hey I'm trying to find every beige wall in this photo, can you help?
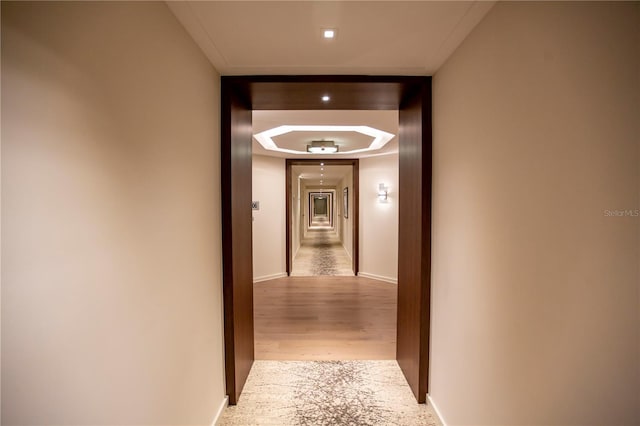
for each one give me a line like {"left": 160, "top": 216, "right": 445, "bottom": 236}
{"left": 338, "top": 169, "right": 354, "bottom": 262}
{"left": 1, "top": 2, "right": 226, "bottom": 425}
{"left": 302, "top": 181, "right": 310, "bottom": 239}
{"left": 359, "top": 154, "right": 399, "bottom": 283}
{"left": 431, "top": 2, "right": 639, "bottom": 425}
{"left": 252, "top": 155, "right": 286, "bottom": 282}
{"left": 291, "top": 172, "right": 302, "bottom": 265}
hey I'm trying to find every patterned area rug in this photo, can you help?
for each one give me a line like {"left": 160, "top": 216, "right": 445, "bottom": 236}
{"left": 291, "top": 230, "right": 353, "bottom": 276}
{"left": 219, "top": 361, "right": 442, "bottom": 426}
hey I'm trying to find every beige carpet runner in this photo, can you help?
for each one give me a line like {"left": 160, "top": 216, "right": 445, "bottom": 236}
{"left": 219, "top": 360, "right": 441, "bottom": 425}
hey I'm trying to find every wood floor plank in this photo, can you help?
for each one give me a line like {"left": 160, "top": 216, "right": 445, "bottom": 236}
{"left": 254, "top": 276, "right": 397, "bottom": 360}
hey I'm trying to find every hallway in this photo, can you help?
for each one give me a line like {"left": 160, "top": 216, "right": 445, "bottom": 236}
{"left": 5, "top": 2, "right": 639, "bottom": 425}
{"left": 290, "top": 227, "right": 354, "bottom": 276}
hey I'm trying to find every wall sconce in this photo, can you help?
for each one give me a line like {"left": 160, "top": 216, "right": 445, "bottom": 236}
{"left": 378, "top": 183, "right": 389, "bottom": 202}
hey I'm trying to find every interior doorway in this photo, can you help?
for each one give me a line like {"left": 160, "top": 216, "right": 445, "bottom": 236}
{"left": 286, "top": 159, "right": 359, "bottom": 276}
{"left": 310, "top": 193, "right": 331, "bottom": 228}
{"left": 311, "top": 194, "right": 328, "bottom": 220}
{"left": 222, "top": 76, "right": 432, "bottom": 405}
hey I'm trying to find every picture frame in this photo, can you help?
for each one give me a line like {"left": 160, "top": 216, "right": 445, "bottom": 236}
{"left": 343, "top": 187, "right": 349, "bottom": 219}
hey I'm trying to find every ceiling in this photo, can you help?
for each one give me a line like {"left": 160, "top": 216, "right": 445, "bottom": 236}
{"left": 167, "top": 1, "right": 495, "bottom": 160}
{"left": 167, "top": 1, "right": 495, "bottom": 76}
{"left": 253, "top": 110, "right": 398, "bottom": 159}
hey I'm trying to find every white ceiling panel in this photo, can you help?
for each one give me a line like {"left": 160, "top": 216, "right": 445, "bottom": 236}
{"left": 167, "top": 1, "right": 495, "bottom": 75}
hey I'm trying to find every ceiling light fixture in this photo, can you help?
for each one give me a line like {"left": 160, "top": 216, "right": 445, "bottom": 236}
{"left": 253, "top": 125, "right": 395, "bottom": 155}
{"left": 323, "top": 29, "right": 336, "bottom": 39}
{"left": 321, "top": 95, "right": 330, "bottom": 102}
{"left": 307, "top": 140, "right": 339, "bottom": 154}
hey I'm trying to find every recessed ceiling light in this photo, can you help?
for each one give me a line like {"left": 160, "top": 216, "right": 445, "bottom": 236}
{"left": 320, "top": 163, "right": 324, "bottom": 166}
{"left": 321, "top": 95, "right": 330, "bottom": 102}
{"left": 323, "top": 29, "right": 336, "bottom": 39}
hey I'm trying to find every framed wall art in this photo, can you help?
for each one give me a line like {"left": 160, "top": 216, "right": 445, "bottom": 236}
{"left": 343, "top": 187, "right": 349, "bottom": 219}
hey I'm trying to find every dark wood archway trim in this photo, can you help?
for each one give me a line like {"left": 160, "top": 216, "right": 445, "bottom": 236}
{"left": 285, "top": 159, "right": 359, "bottom": 276}
{"left": 221, "top": 80, "right": 254, "bottom": 405}
{"left": 222, "top": 75, "right": 425, "bottom": 111}
{"left": 397, "top": 82, "right": 432, "bottom": 402}
{"left": 222, "top": 76, "right": 431, "bottom": 404}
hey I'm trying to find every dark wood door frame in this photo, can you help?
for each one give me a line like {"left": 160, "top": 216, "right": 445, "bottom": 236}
{"left": 286, "top": 159, "right": 359, "bottom": 276}
{"left": 221, "top": 76, "right": 431, "bottom": 404}
{"left": 221, "top": 80, "right": 254, "bottom": 405}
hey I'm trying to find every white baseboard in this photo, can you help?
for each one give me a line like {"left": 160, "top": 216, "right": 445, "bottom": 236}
{"left": 427, "top": 394, "right": 447, "bottom": 426}
{"left": 253, "top": 272, "right": 287, "bottom": 283}
{"left": 357, "top": 272, "right": 397, "bottom": 284}
{"left": 211, "top": 395, "right": 229, "bottom": 426}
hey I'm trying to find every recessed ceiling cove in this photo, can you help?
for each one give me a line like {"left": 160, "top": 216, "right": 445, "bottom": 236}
{"left": 252, "top": 110, "right": 399, "bottom": 159}
{"left": 254, "top": 125, "right": 394, "bottom": 155}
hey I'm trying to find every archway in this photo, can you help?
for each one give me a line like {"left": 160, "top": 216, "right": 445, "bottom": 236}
{"left": 221, "top": 76, "right": 432, "bottom": 404}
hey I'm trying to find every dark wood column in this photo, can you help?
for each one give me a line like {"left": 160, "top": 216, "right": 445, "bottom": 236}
{"left": 221, "top": 78, "right": 254, "bottom": 405}
{"left": 397, "top": 77, "right": 432, "bottom": 403}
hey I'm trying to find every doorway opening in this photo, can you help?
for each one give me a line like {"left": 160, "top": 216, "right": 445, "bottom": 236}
{"left": 222, "top": 76, "right": 432, "bottom": 405}
{"left": 310, "top": 193, "right": 330, "bottom": 227}
{"left": 286, "top": 159, "right": 359, "bottom": 277}
{"left": 252, "top": 123, "right": 397, "bottom": 362}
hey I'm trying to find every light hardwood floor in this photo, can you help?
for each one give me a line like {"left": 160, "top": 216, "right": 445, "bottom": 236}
{"left": 254, "top": 276, "right": 397, "bottom": 360}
